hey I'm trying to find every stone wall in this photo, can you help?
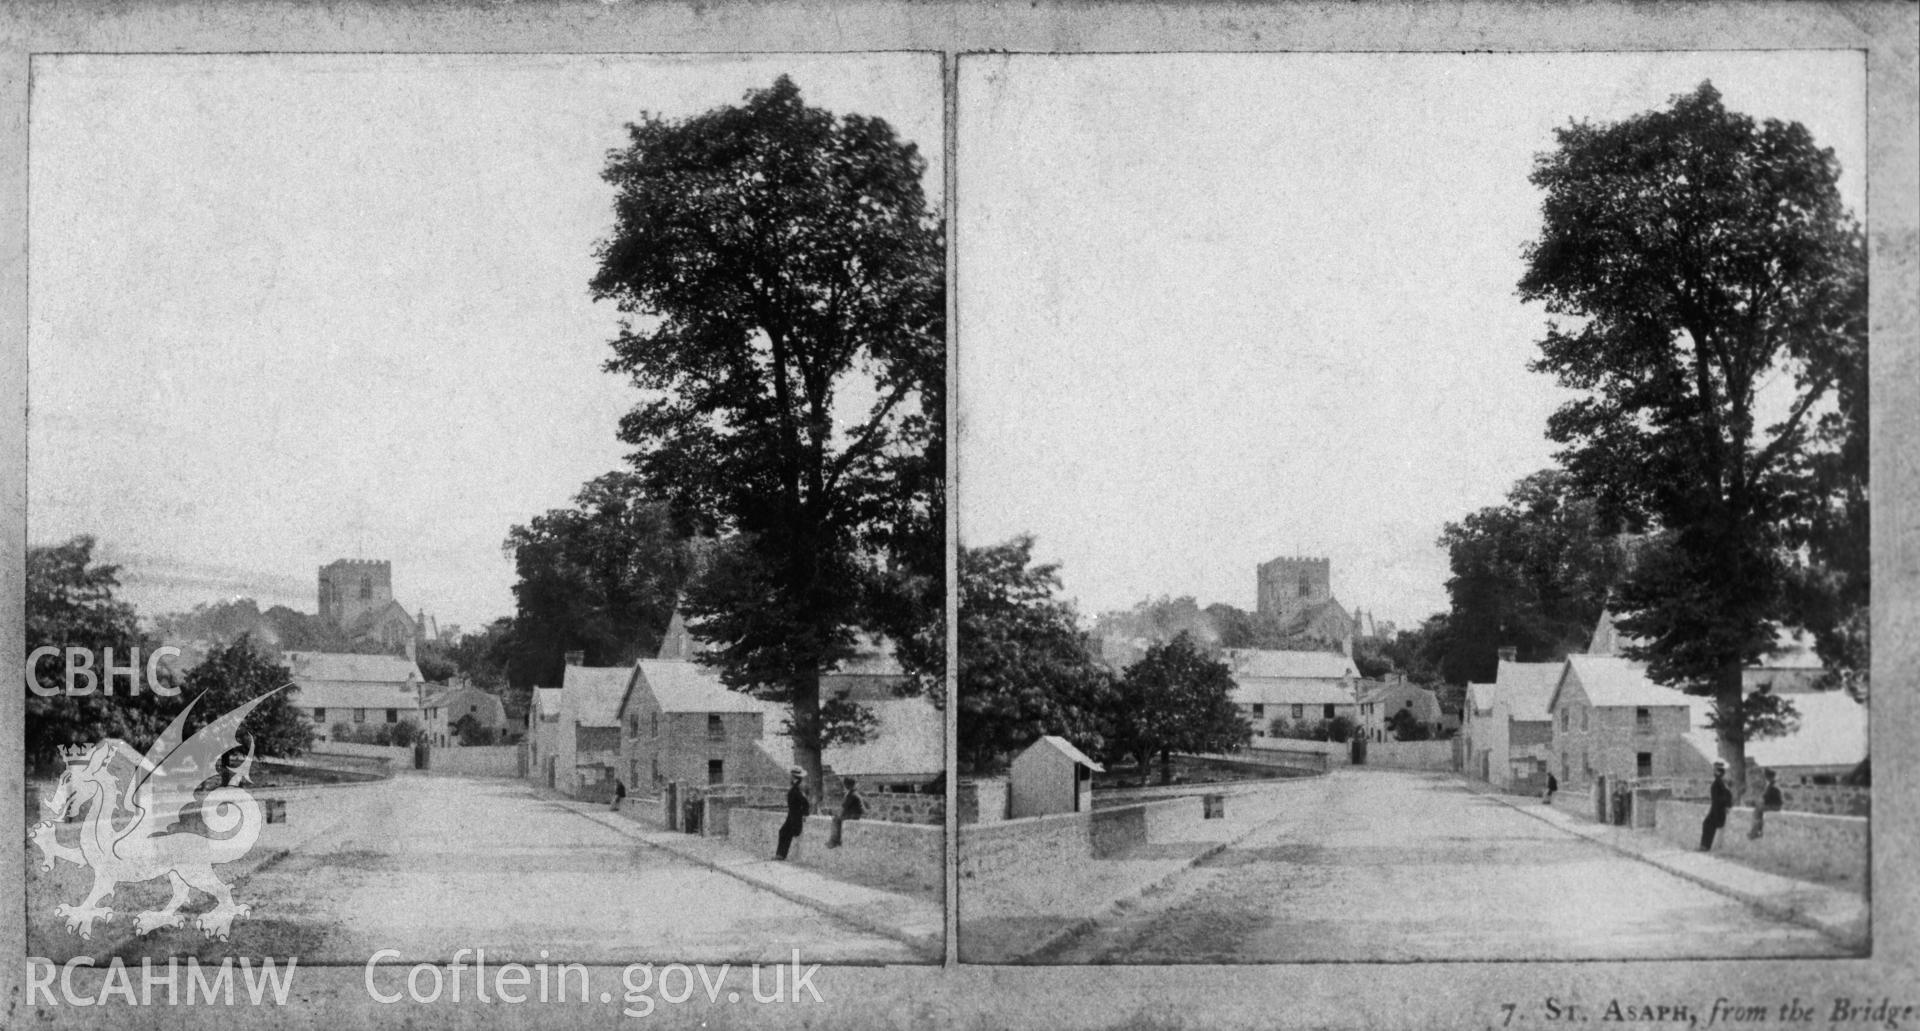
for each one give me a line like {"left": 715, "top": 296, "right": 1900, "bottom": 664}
{"left": 958, "top": 797, "right": 1203, "bottom": 882}
{"left": 429, "top": 745, "right": 521, "bottom": 777}
{"left": 958, "top": 778, "right": 1008, "bottom": 825}
{"left": 725, "top": 806, "right": 942, "bottom": 894}
{"left": 1243, "top": 741, "right": 1340, "bottom": 771}
{"left": 863, "top": 791, "right": 943, "bottom": 825}
{"left": 1653, "top": 798, "right": 1868, "bottom": 887}
{"left": 1361, "top": 740, "right": 1455, "bottom": 770}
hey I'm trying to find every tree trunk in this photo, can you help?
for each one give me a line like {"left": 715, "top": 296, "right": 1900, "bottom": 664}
{"left": 1715, "top": 657, "right": 1748, "bottom": 800}
{"left": 791, "top": 667, "right": 826, "bottom": 808}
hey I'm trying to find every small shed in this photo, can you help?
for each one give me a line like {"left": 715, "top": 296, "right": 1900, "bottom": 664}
{"left": 1009, "top": 735, "right": 1104, "bottom": 818}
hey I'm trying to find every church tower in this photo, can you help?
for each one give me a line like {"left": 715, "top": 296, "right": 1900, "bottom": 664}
{"left": 1255, "top": 555, "right": 1332, "bottom": 625}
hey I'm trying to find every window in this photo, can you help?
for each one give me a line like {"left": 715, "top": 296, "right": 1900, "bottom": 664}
{"left": 651, "top": 712, "right": 659, "bottom": 738}
{"left": 1403, "top": 699, "right": 1412, "bottom": 708}
{"left": 1298, "top": 573, "right": 1310, "bottom": 597}
{"left": 1637, "top": 752, "right": 1653, "bottom": 777}
{"left": 628, "top": 713, "right": 640, "bottom": 738}
{"left": 312, "top": 707, "right": 326, "bottom": 722}
{"left": 386, "top": 709, "right": 398, "bottom": 723}
{"left": 354, "top": 708, "right": 367, "bottom": 723}
{"left": 707, "top": 759, "right": 724, "bottom": 786}
{"left": 651, "top": 758, "right": 661, "bottom": 785}
{"left": 707, "top": 714, "right": 725, "bottom": 741}
{"left": 1580, "top": 708, "right": 1589, "bottom": 732}
{"left": 1560, "top": 709, "right": 1568, "bottom": 731}
{"left": 1324, "top": 704, "right": 1336, "bottom": 719}
{"left": 1635, "top": 707, "right": 1652, "bottom": 732}
{"left": 359, "top": 576, "right": 372, "bottom": 600}
{"left": 1291, "top": 705, "right": 1304, "bottom": 720}
{"left": 1251, "top": 704, "right": 1265, "bottom": 717}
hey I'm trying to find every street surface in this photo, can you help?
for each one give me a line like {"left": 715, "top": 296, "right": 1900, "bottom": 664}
{"left": 1020, "top": 771, "right": 1849, "bottom": 963}
{"left": 30, "top": 775, "right": 919, "bottom": 965}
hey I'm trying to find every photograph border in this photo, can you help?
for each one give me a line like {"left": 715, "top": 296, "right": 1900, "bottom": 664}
{"left": 3, "top": 2, "right": 1914, "bottom": 1028}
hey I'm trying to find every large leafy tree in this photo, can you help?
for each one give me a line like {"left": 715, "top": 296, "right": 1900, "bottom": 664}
{"left": 25, "top": 536, "right": 172, "bottom": 770}
{"left": 957, "top": 536, "right": 1113, "bottom": 772}
{"left": 593, "top": 77, "right": 943, "bottom": 799}
{"left": 1435, "top": 470, "right": 1625, "bottom": 684}
{"left": 172, "top": 636, "right": 314, "bottom": 761}
{"left": 1108, "top": 632, "right": 1250, "bottom": 784}
{"left": 503, "top": 471, "right": 695, "bottom": 688}
{"left": 1519, "top": 82, "right": 1866, "bottom": 792}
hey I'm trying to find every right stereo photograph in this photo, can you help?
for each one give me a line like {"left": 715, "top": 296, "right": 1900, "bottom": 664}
{"left": 954, "top": 51, "right": 1870, "bottom": 965}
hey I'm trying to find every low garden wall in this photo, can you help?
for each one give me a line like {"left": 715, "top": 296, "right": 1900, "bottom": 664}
{"left": 959, "top": 796, "right": 1205, "bottom": 882}
{"left": 1243, "top": 741, "right": 1340, "bottom": 771}
{"left": 1360, "top": 740, "right": 1455, "bottom": 771}
{"left": 725, "top": 807, "right": 942, "bottom": 894}
{"left": 1653, "top": 798, "right": 1868, "bottom": 887}
{"left": 428, "top": 745, "right": 521, "bottom": 778}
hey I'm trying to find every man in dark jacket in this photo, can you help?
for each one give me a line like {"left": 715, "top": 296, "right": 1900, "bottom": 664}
{"left": 1749, "top": 768, "right": 1784, "bottom": 839}
{"left": 829, "top": 776, "right": 865, "bottom": 848}
{"left": 1700, "top": 760, "right": 1733, "bottom": 851}
{"left": 775, "top": 768, "right": 811, "bottom": 860}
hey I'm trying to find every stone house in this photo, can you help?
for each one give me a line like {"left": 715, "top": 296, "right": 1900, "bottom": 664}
{"left": 285, "top": 651, "right": 449, "bottom": 746}
{"left": 441, "top": 680, "right": 509, "bottom": 742}
{"left": 1546, "top": 654, "right": 1708, "bottom": 791}
{"left": 1009, "top": 735, "right": 1103, "bottom": 817}
{"left": 554, "top": 661, "right": 633, "bottom": 801}
{"left": 1226, "top": 648, "right": 1359, "bottom": 740}
{"left": 1463, "top": 658, "right": 1559, "bottom": 790}
{"left": 1356, "top": 675, "right": 1446, "bottom": 742}
{"left": 617, "top": 659, "right": 790, "bottom": 796}
{"left": 526, "top": 687, "right": 564, "bottom": 789}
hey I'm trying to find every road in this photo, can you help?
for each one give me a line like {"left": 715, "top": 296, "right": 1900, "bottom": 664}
{"left": 1040, "top": 770, "right": 1848, "bottom": 963}
{"left": 33, "top": 775, "right": 918, "bottom": 965}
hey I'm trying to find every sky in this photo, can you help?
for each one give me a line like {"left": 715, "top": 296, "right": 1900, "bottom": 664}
{"left": 956, "top": 51, "right": 1867, "bottom": 627}
{"left": 28, "top": 52, "right": 943, "bottom": 631}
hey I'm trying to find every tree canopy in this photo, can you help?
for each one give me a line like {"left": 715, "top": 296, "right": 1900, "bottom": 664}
{"left": 957, "top": 536, "right": 1113, "bottom": 772}
{"left": 1108, "top": 632, "right": 1249, "bottom": 784}
{"left": 1520, "top": 82, "right": 1866, "bottom": 789}
{"left": 1434, "top": 469, "right": 1624, "bottom": 684}
{"left": 502, "top": 470, "right": 695, "bottom": 687}
{"left": 592, "top": 77, "right": 943, "bottom": 797}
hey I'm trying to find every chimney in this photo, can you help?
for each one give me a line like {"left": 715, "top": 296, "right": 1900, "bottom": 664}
{"left": 1498, "top": 646, "right": 1518, "bottom": 664}
{"left": 564, "top": 650, "right": 585, "bottom": 668}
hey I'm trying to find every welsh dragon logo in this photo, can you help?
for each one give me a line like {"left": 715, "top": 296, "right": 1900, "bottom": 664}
{"left": 29, "top": 687, "right": 288, "bottom": 941}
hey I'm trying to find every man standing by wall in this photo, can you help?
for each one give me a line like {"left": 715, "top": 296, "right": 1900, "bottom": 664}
{"left": 776, "top": 768, "right": 811, "bottom": 860}
{"left": 1701, "top": 760, "right": 1733, "bottom": 851}
{"left": 830, "top": 776, "right": 865, "bottom": 848}
{"left": 1749, "top": 768, "right": 1783, "bottom": 839}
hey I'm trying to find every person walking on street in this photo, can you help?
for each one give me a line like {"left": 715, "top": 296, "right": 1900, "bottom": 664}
{"left": 1700, "top": 760, "right": 1733, "bottom": 851}
{"left": 1543, "top": 772, "right": 1558, "bottom": 805}
{"left": 775, "top": 768, "right": 811, "bottom": 860}
{"left": 829, "top": 776, "right": 865, "bottom": 848}
{"left": 611, "top": 777, "right": 627, "bottom": 812}
{"left": 1749, "top": 768, "right": 1783, "bottom": 839}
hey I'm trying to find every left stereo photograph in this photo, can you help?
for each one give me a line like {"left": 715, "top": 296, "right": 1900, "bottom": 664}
{"left": 24, "top": 52, "right": 948, "bottom": 970}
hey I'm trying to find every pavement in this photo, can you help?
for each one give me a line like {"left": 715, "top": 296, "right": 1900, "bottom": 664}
{"left": 961, "top": 768, "right": 1863, "bottom": 964}
{"left": 1476, "top": 785, "right": 1868, "bottom": 950}
{"left": 28, "top": 773, "right": 927, "bottom": 965}
{"left": 554, "top": 796, "right": 944, "bottom": 961}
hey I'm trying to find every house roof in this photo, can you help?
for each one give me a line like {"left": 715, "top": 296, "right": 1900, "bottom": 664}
{"left": 1490, "top": 660, "right": 1563, "bottom": 721}
{"left": 286, "top": 651, "right": 423, "bottom": 685}
{"left": 1685, "top": 691, "right": 1867, "bottom": 771}
{"left": 1554, "top": 655, "right": 1693, "bottom": 711}
{"left": 562, "top": 664, "right": 638, "bottom": 727}
{"left": 1233, "top": 677, "right": 1356, "bottom": 707}
{"left": 300, "top": 685, "right": 430, "bottom": 711}
{"left": 818, "top": 699, "right": 942, "bottom": 779}
{"left": 1027, "top": 734, "right": 1104, "bottom": 772}
{"left": 1223, "top": 648, "right": 1356, "bottom": 680}
{"left": 629, "top": 659, "right": 772, "bottom": 715}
